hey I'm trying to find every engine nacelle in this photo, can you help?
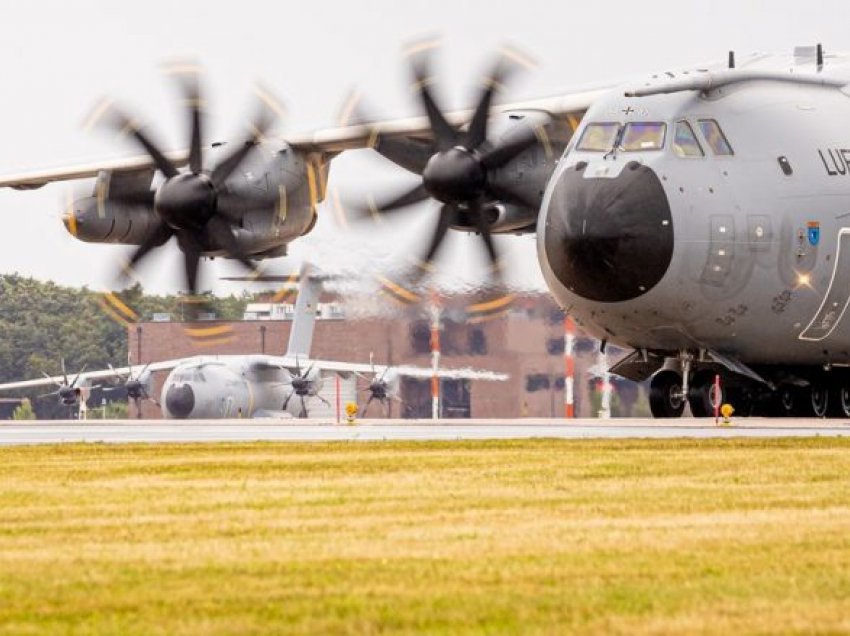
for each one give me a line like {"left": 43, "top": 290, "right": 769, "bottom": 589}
{"left": 63, "top": 196, "right": 160, "bottom": 245}
{"left": 488, "top": 203, "right": 539, "bottom": 234}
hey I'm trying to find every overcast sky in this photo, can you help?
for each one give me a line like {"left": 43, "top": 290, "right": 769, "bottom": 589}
{"left": 1, "top": 0, "right": 849, "bottom": 295}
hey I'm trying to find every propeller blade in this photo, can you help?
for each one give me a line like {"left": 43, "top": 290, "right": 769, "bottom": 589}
{"left": 168, "top": 64, "right": 205, "bottom": 175}
{"left": 421, "top": 205, "right": 455, "bottom": 266}
{"left": 100, "top": 106, "right": 179, "bottom": 179}
{"left": 480, "top": 124, "right": 540, "bottom": 170}
{"left": 366, "top": 183, "right": 430, "bottom": 217}
{"left": 41, "top": 371, "right": 61, "bottom": 388}
{"left": 175, "top": 233, "right": 202, "bottom": 296}
{"left": 317, "top": 395, "right": 331, "bottom": 408}
{"left": 409, "top": 50, "right": 458, "bottom": 151}
{"left": 36, "top": 390, "right": 59, "bottom": 399}
{"left": 467, "top": 66, "right": 506, "bottom": 150}
{"left": 471, "top": 202, "right": 501, "bottom": 272}
{"left": 71, "top": 364, "right": 87, "bottom": 389}
{"left": 282, "top": 389, "right": 294, "bottom": 411}
{"left": 299, "top": 395, "right": 308, "bottom": 418}
{"left": 125, "top": 222, "right": 173, "bottom": 273}
{"left": 209, "top": 101, "right": 277, "bottom": 188}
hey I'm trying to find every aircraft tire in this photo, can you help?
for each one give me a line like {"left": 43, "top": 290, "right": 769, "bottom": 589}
{"left": 687, "top": 370, "right": 720, "bottom": 418}
{"left": 779, "top": 380, "right": 829, "bottom": 417}
{"left": 828, "top": 380, "right": 850, "bottom": 418}
{"left": 649, "top": 370, "right": 685, "bottom": 418}
{"left": 799, "top": 382, "right": 829, "bottom": 418}
{"left": 771, "top": 384, "right": 798, "bottom": 417}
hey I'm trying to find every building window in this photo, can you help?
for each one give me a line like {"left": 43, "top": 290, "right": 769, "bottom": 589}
{"left": 468, "top": 328, "right": 488, "bottom": 355}
{"left": 409, "top": 321, "right": 431, "bottom": 354}
{"left": 525, "top": 374, "right": 551, "bottom": 392}
{"left": 548, "top": 309, "right": 565, "bottom": 325}
{"left": 546, "top": 338, "right": 565, "bottom": 355}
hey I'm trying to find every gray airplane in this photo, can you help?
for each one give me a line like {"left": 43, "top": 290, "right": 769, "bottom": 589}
{"left": 0, "top": 266, "right": 507, "bottom": 419}
{"left": 4, "top": 44, "right": 850, "bottom": 418}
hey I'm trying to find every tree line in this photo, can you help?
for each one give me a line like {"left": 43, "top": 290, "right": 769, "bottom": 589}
{"left": 0, "top": 274, "right": 256, "bottom": 418}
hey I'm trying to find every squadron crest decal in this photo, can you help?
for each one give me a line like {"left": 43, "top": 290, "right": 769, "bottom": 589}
{"left": 807, "top": 221, "right": 820, "bottom": 246}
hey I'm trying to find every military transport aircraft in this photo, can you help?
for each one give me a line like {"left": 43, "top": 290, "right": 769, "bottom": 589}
{"left": 3, "top": 43, "right": 850, "bottom": 418}
{"left": 0, "top": 265, "right": 507, "bottom": 419}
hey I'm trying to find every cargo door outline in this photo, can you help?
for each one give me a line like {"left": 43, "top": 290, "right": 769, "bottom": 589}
{"left": 799, "top": 227, "right": 850, "bottom": 341}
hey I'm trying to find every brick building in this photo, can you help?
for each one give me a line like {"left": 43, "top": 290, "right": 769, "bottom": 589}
{"left": 128, "top": 292, "right": 645, "bottom": 418}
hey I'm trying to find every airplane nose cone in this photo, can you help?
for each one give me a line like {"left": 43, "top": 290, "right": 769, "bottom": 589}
{"left": 165, "top": 383, "right": 195, "bottom": 419}
{"left": 543, "top": 161, "right": 674, "bottom": 302}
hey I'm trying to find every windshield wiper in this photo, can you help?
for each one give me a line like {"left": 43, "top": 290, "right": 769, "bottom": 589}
{"left": 603, "top": 126, "right": 625, "bottom": 160}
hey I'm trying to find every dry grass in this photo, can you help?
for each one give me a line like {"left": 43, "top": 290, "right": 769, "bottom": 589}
{"left": 0, "top": 438, "right": 849, "bottom": 635}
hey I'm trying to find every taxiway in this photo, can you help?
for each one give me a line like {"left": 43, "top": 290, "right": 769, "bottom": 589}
{"left": 0, "top": 418, "right": 847, "bottom": 445}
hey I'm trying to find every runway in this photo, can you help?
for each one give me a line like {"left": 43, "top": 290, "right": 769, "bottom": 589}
{"left": 0, "top": 417, "right": 848, "bottom": 445}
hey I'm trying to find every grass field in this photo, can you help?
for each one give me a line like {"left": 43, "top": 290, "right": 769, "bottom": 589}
{"left": 0, "top": 439, "right": 849, "bottom": 635}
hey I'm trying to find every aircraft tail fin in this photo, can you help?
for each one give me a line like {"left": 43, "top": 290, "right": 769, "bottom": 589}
{"left": 285, "top": 263, "right": 321, "bottom": 358}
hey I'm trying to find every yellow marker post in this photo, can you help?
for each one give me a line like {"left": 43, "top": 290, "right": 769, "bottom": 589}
{"left": 345, "top": 402, "right": 358, "bottom": 425}
{"left": 720, "top": 403, "right": 735, "bottom": 426}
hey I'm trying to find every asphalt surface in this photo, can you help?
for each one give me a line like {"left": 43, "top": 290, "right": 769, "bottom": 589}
{"left": 0, "top": 418, "right": 848, "bottom": 445}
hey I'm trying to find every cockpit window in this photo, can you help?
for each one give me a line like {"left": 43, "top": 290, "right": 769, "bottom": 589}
{"left": 621, "top": 122, "right": 666, "bottom": 151}
{"left": 697, "top": 119, "right": 734, "bottom": 155}
{"left": 576, "top": 122, "right": 620, "bottom": 151}
{"left": 673, "top": 121, "right": 704, "bottom": 157}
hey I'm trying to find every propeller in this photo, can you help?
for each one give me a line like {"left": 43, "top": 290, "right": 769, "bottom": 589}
{"left": 355, "top": 355, "right": 401, "bottom": 417}
{"left": 88, "top": 64, "right": 282, "bottom": 305}
{"left": 279, "top": 358, "right": 329, "bottom": 418}
{"left": 352, "top": 43, "right": 541, "bottom": 297}
{"left": 106, "top": 358, "right": 159, "bottom": 418}
{"left": 37, "top": 358, "right": 88, "bottom": 416}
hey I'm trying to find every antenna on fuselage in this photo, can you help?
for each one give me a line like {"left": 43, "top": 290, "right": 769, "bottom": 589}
{"left": 817, "top": 43, "right": 824, "bottom": 71}
{"left": 728, "top": 50, "right": 735, "bottom": 69}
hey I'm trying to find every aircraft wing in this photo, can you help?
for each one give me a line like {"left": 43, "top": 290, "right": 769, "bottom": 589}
{"left": 0, "top": 86, "right": 609, "bottom": 190}
{"left": 284, "top": 87, "right": 611, "bottom": 153}
{"left": 0, "top": 359, "right": 187, "bottom": 392}
{"left": 0, "top": 149, "right": 189, "bottom": 190}
{"left": 263, "top": 357, "right": 508, "bottom": 381}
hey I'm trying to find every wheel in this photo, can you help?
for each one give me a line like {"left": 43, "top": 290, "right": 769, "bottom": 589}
{"left": 687, "top": 370, "right": 722, "bottom": 417}
{"left": 828, "top": 380, "right": 850, "bottom": 418}
{"left": 782, "top": 381, "right": 828, "bottom": 418}
{"left": 772, "top": 384, "right": 797, "bottom": 417}
{"left": 798, "top": 382, "right": 829, "bottom": 418}
{"left": 650, "top": 370, "right": 685, "bottom": 418}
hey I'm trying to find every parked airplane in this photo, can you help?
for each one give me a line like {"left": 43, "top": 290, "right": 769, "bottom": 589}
{"left": 0, "top": 265, "right": 507, "bottom": 419}
{"left": 4, "top": 44, "right": 850, "bottom": 417}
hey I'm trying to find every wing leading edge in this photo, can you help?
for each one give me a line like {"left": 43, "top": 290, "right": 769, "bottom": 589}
{"left": 0, "top": 359, "right": 188, "bottom": 392}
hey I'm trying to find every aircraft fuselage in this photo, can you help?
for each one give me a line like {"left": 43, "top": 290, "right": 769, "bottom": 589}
{"left": 540, "top": 58, "right": 850, "bottom": 369}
